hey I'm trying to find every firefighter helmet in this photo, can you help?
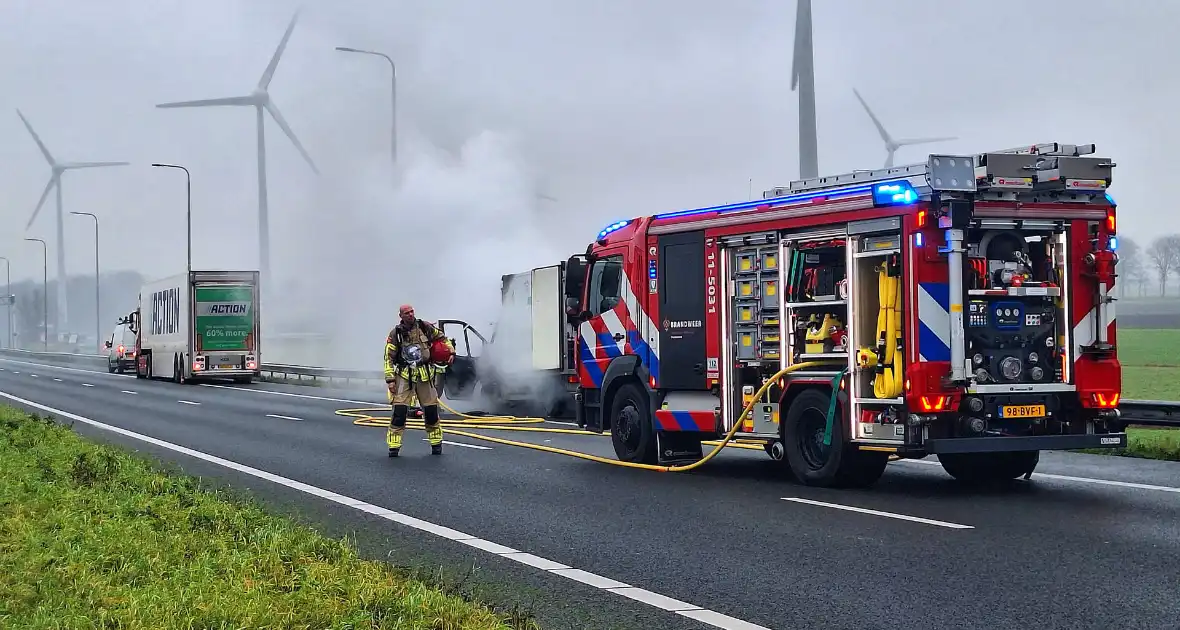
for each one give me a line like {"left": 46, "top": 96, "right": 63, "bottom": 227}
{"left": 430, "top": 338, "right": 454, "bottom": 365}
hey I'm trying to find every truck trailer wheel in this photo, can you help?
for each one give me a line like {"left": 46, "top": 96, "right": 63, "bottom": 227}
{"left": 782, "top": 388, "right": 888, "bottom": 488}
{"left": 937, "top": 451, "right": 1039, "bottom": 484}
{"left": 609, "top": 382, "right": 657, "bottom": 465}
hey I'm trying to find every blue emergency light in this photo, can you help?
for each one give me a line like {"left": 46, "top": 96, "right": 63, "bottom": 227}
{"left": 597, "top": 220, "right": 632, "bottom": 240}
{"left": 872, "top": 181, "right": 918, "bottom": 206}
{"left": 1108, "top": 235, "right": 1118, "bottom": 251}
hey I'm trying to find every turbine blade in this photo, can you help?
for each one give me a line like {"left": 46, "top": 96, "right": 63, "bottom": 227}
{"left": 16, "top": 109, "right": 55, "bottom": 165}
{"left": 853, "top": 89, "right": 892, "bottom": 145}
{"left": 61, "top": 161, "right": 131, "bottom": 169}
{"left": 893, "top": 136, "right": 957, "bottom": 146}
{"left": 26, "top": 176, "right": 57, "bottom": 230}
{"left": 258, "top": 10, "right": 301, "bottom": 90}
{"left": 264, "top": 100, "right": 318, "bottom": 174}
{"left": 156, "top": 95, "right": 257, "bottom": 109}
{"left": 790, "top": 0, "right": 812, "bottom": 92}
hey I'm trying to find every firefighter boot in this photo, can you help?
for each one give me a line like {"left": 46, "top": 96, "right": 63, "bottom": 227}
{"left": 388, "top": 405, "right": 408, "bottom": 457}
{"left": 425, "top": 405, "right": 443, "bottom": 455}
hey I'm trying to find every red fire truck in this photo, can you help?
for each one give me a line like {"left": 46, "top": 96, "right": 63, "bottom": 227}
{"left": 562, "top": 142, "right": 1124, "bottom": 487}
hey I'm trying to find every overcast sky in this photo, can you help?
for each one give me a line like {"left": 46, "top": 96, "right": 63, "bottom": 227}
{"left": 1, "top": 0, "right": 1172, "bottom": 359}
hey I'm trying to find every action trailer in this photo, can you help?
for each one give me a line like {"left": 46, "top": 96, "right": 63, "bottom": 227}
{"left": 563, "top": 142, "right": 1124, "bottom": 486}
{"left": 132, "top": 270, "right": 261, "bottom": 384}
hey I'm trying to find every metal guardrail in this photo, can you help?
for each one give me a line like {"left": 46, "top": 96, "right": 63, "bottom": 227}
{"left": 1, "top": 348, "right": 1178, "bottom": 427}
{"left": 0, "top": 348, "right": 383, "bottom": 384}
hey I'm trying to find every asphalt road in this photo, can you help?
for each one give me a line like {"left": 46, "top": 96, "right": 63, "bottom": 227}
{"left": 2, "top": 356, "right": 1179, "bottom": 630}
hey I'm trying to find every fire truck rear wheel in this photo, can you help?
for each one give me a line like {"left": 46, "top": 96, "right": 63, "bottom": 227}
{"left": 609, "top": 382, "right": 657, "bottom": 465}
{"left": 782, "top": 388, "right": 888, "bottom": 488}
{"left": 936, "top": 451, "right": 1040, "bottom": 484}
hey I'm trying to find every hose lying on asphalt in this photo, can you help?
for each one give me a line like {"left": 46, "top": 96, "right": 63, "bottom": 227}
{"left": 338, "top": 361, "right": 850, "bottom": 471}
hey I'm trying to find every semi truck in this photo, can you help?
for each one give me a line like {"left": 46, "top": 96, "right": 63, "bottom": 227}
{"left": 130, "top": 270, "right": 261, "bottom": 384}
{"left": 560, "top": 142, "right": 1125, "bottom": 487}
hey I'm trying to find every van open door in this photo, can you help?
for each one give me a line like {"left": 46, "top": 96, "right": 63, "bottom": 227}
{"left": 437, "top": 319, "right": 486, "bottom": 400}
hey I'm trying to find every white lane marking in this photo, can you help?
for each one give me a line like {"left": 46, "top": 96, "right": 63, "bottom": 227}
{"left": 897, "top": 459, "right": 1180, "bottom": 494}
{"left": 54, "top": 378, "right": 63, "bottom": 382}
{"left": 200, "top": 382, "right": 381, "bottom": 406}
{"left": 178, "top": 400, "right": 200, "bottom": 406}
{"left": 0, "top": 357, "right": 134, "bottom": 378}
{"left": 0, "top": 390, "right": 768, "bottom": 630}
{"left": 30, "top": 374, "right": 37, "bottom": 378}
{"left": 782, "top": 497, "right": 974, "bottom": 530}
{"left": 266, "top": 413, "right": 303, "bottom": 421}
{"left": 121, "top": 390, "right": 138, "bottom": 395}
{"left": 423, "top": 439, "right": 492, "bottom": 450}
{"left": 82, "top": 383, "right": 94, "bottom": 388}
{"left": 11, "top": 371, "right": 18, "bottom": 374}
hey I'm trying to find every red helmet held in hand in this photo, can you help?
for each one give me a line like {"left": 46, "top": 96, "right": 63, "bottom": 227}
{"left": 430, "top": 337, "right": 455, "bottom": 365}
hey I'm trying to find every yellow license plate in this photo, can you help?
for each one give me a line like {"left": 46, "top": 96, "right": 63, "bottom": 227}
{"left": 1001, "top": 404, "right": 1045, "bottom": 418}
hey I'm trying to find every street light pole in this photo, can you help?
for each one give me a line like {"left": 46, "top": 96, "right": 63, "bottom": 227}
{"left": 25, "top": 238, "right": 47, "bottom": 351}
{"left": 71, "top": 212, "right": 101, "bottom": 353}
{"left": 151, "top": 164, "right": 192, "bottom": 275}
{"left": 334, "top": 46, "right": 397, "bottom": 166}
{"left": 0, "top": 256, "right": 10, "bottom": 350}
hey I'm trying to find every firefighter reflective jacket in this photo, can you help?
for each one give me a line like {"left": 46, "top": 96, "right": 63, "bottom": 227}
{"left": 384, "top": 319, "right": 451, "bottom": 383}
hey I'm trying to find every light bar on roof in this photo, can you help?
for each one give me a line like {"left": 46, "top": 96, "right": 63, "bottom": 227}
{"left": 872, "top": 181, "right": 918, "bottom": 206}
{"left": 593, "top": 178, "right": 922, "bottom": 238}
{"left": 597, "top": 219, "right": 631, "bottom": 240}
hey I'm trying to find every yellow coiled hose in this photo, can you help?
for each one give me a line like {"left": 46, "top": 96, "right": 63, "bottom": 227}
{"left": 857, "top": 263, "right": 904, "bottom": 399}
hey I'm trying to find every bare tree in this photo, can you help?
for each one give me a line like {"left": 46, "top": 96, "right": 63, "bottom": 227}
{"left": 1147, "top": 235, "right": 1180, "bottom": 296}
{"left": 1117, "top": 235, "right": 1149, "bottom": 297}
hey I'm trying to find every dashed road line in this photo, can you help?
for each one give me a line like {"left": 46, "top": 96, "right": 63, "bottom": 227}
{"left": 121, "top": 390, "right": 138, "bottom": 395}
{"left": 425, "top": 439, "right": 492, "bottom": 450}
{"left": 0, "top": 390, "right": 769, "bottom": 630}
{"left": 266, "top": 413, "right": 303, "bottom": 421}
{"left": 82, "top": 383, "right": 94, "bottom": 388}
{"left": 178, "top": 400, "right": 200, "bottom": 406}
{"left": 29, "top": 374, "right": 37, "bottom": 378}
{"left": 53, "top": 378, "right": 63, "bottom": 382}
{"left": 782, "top": 497, "right": 975, "bottom": 529}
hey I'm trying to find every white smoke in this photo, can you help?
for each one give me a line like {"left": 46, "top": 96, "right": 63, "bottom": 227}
{"left": 273, "top": 127, "right": 570, "bottom": 373}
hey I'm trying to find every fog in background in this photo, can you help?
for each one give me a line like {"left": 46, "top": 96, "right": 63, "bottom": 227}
{"left": 1, "top": 0, "right": 1175, "bottom": 367}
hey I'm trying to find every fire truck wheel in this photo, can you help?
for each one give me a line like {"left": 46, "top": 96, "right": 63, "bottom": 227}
{"left": 936, "top": 451, "right": 1040, "bottom": 484}
{"left": 782, "top": 388, "right": 888, "bottom": 488}
{"left": 609, "top": 382, "right": 657, "bottom": 465}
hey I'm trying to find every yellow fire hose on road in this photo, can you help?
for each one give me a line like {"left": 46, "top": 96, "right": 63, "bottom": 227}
{"left": 339, "top": 361, "right": 860, "bottom": 471}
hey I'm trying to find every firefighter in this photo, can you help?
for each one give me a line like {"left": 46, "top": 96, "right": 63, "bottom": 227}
{"left": 384, "top": 305, "right": 454, "bottom": 457}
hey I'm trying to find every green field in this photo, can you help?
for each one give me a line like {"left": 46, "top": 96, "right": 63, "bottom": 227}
{"left": 0, "top": 406, "right": 536, "bottom": 630}
{"left": 1119, "top": 328, "right": 1180, "bottom": 400}
{"left": 1091, "top": 329, "right": 1180, "bottom": 461}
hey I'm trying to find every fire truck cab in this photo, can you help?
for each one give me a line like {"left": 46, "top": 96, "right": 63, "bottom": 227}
{"left": 564, "top": 143, "right": 1125, "bottom": 487}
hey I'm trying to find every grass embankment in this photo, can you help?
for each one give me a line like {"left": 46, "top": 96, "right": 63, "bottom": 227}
{"left": 1085, "top": 328, "right": 1180, "bottom": 461}
{"left": 0, "top": 405, "right": 536, "bottom": 630}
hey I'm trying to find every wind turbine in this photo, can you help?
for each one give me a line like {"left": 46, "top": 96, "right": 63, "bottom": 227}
{"left": 791, "top": 0, "right": 818, "bottom": 180}
{"left": 853, "top": 88, "right": 957, "bottom": 169}
{"left": 17, "top": 109, "right": 129, "bottom": 336}
{"left": 155, "top": 10, "right": 318, "bottom": 289}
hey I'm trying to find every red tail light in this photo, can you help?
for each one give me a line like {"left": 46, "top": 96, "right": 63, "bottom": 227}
{"left": 919, "top": 395, "right": 950, "bottom": 412}
{"left": 1106, "top": 208, "right": 1116, "bottom": 233}
{"left": 116, "top": 344, "right": 125, "bottom": 354}
{"left": 1092, "top": 392, "right": 1120, "bottom": 408}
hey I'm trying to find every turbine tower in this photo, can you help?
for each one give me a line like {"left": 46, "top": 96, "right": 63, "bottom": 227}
{"left": 791, "top": 0, "right": 818, "bottom": 180}
{"left": 853, "top": 88, "right": 957, "bottom": 168}
{"left": 155, "top": 10, "right": 318, "bottom": 290}
{"left": 17, "top": 109, "right": 129, "bottom": 336}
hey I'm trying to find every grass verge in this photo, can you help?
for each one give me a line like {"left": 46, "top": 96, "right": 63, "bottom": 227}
{"left": 0, "top": 404, "right": 538, "bottom": 630}
{"left": 1076, "top": 427, "right": 1180, "bottom": 462}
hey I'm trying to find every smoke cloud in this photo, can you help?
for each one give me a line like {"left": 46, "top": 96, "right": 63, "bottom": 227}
{"left": 274, "top": 127, "right": 572, "bottom": 370}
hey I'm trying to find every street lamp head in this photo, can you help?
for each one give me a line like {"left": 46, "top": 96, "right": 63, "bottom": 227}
{"left": 335, "top": 46, "right": 360, "bottom": 53}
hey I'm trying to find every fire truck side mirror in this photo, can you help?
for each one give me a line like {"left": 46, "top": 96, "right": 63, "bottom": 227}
{"left": 565, "top": 256, "right": 586, "bottom": 299}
